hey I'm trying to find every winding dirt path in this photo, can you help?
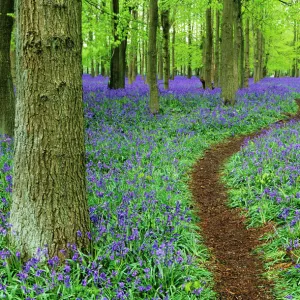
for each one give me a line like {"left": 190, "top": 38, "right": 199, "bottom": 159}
{"left": 190, "top": 100, "right": 300, "bottom": 299}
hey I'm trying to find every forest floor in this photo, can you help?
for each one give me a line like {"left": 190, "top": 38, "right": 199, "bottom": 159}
{"left": 190, "top": 99, "right": 300, "bottom": 299}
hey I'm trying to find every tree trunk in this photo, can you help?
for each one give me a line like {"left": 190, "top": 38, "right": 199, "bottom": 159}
{"left": 128, "top": 8, "right": 138, "bottom": 84}
{"left": 109, "top": 0, "right": 121, "bottom": 89}
{"left": 221, "top": 0, "right": 236, "bottom": 105}
{"left": 11, "top": 0, "right": 90, "bottom": 261}
{"left": 205, "top": 6, "right": 213, "bottom": 88}
{"left": 148, "top": 0, "right": 159, "bottom": 114}
{"left": 244, "top": 17, "right": 250, "bottom": 87}
{"left": 161, "top": 9, "right": 170, "bottom": 89}
{"left": 0, "top": 0, "right": 15, "bottom": 137}
{"left": 91, "top": 59, "right": 95, "bottom": 77}
{"left": 95, "top": 61, "right": 100, "bottom": 76}
{"left": 89, "top": 31, "right": 95, "bottom": 77}
{"left": 10, "top": 49, "right": 17, "bottom": 85}
{"left": 171, "top": 17, "right": 176, "bottom": 80}
{"left": 101, "top": 59, "right": 106, "bottom": 76}
{"left": 119, "top": 39, "right": 127, "bottom": 87}
{"left": 235, "top": 0, "right": 244, "bottom": 88}
{"left": 254, "top": 28, "right": 264, "bottom": 82}
{"left": 158, "top": 35, "right": 163, "bottom": 80}
{"left": 187, "top": 18, "right": 193, "bottom": 79}
{"left": 214, "top": 8, "right": 220, "bottom": 87}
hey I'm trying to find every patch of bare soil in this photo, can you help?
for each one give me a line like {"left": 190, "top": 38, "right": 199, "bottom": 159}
{"left": 189, "top": 100, "right": 300, "bottom": 299}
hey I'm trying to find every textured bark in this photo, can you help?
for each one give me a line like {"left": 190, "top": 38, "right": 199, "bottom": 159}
{"left": 205, "top": 6, "right": 213, "bottom": 89}
{"left": 187, "top": 18, "right": 192, "bottom": 79}
{"left": 221, "top": 0, "right": 236, "bottom": 105}
{"left": 214, "top": 9, "right": 220, "bottom": 87}
{"left": 161, "top": 9, "right": 170, "bottom": 89}
{"left": 148, "top": 0, "right": 159, "bottom": 114}
{"left": 244, "top": 17, "right": 250, "bottom": 87}
{"left": 11, "top": 0, "right": 90, "bottom": 261}
{"left": 0, "top": 0, "right": 15, "bottom": 137}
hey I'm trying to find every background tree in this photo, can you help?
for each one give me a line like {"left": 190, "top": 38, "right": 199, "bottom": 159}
{"left": 161, "top": 7, "right": 171, "bottom": 88}
{"left": 0, "top": 0, "right": 15, "bottom": 137}
{"left": 10, "top": 0, "right": 90, "bottom": 260}
{"left": 205, "top": 2, "right": 213, "bottom": 89}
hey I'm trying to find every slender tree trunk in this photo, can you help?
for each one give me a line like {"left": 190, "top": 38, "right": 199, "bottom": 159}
{"left": 214, "top": 8, "right": 220, "bottom": 87}
{"left": 235, "top": 0, "right": 244, "bottom": 88}
{"left": 201, "top": 32, "right": 206, "bottom": 77}
{"left": 158, "top": 30, "right": 163, "bottom": 80}
{"left": 91, "top": 59, "right": 95, "bottom": 77}
{"left": 0, "top": 0, "right": 15, "bottom": 137}
{"left": 205, "top": 5, "right": 213, "bottom": 88}
{"left": 11, "top": 0, "right": 90, "bottom": 261}
{"left": 232, "top": 0, "right": 238, "bottom": 92}
{"left": 144, "top": 9, "right": 149, "bottom": 83}
{"left": 171, "top": 18, "right": 176, "bottom": 80}
{"left": 128, "top": 8, "right": 138, "bottom": 84}
{"left": 119, "top": 39, "right": 127, "bottom": 87}
{"left": 101, "top": 59, "right": 106, "bottom": 76}
{"left": 140, "top": 6, "right": 145, "bottom": 76}
{"left": 254, "top": 28, "right": 264, "bottom": 82}
{"left": 244, "top": 17, "right": 250, "bottom": 87}
{"left": 221, "top": 0, "right": 236, "bottom": 105}
{"left": 187, "top": 18, "right": 193, "bottom": 79}
{"left": 109, "top": 0, "right": 121, "bottom": 89}
{"left": 148, "top": 0, "right": 159, "bottom": 114}
{"left": 89, "top": 31, "right": 95, "bottom": 77}
{"left": 95, "top": 61, "right": 100, "bottom": 76}
{"left": 161, "top": 9, "right": 170, "bottom": 89}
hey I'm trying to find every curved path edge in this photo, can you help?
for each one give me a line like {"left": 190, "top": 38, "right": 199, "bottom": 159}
{"left": 189, "top": 100, "right": 300, "bottom": 300}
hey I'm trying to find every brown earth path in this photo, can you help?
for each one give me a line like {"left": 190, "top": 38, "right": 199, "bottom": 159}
{"left": 189, "top": 100, "right": 300, "bottom": 300}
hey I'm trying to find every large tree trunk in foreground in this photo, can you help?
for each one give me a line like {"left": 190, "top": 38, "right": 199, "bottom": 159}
{"left": 10, "top": 0, "right": 90, "bottom": 261}
{"left": 148, "top": 0, "right": 159, "bottom": 113}
{"left": 205, "top": 6, "right": 213, "bottom": 89}
{"left": 0, "top": 0, "right": 15, "bottom": 137}
{"left": 220, "top": 0, "right": 236, "bottom": 105}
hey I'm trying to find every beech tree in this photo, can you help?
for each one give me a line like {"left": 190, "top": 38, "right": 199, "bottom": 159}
{"left": 148, "top": 0, "right": 159, "bottom": 114}
{"left": 10, "top": 0, "right": 90, "bottom": 260}
{"left": 220, "top": 0, "right": 237, "bottom": 105}
{"left": 161, "top": 8, "right": 171, "bottom": 89}
{"left": 0, "top": 0, "right": 15, "bottom": 137}
{"left": 205, "top": 3, "right": 213, "bottom": 89}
